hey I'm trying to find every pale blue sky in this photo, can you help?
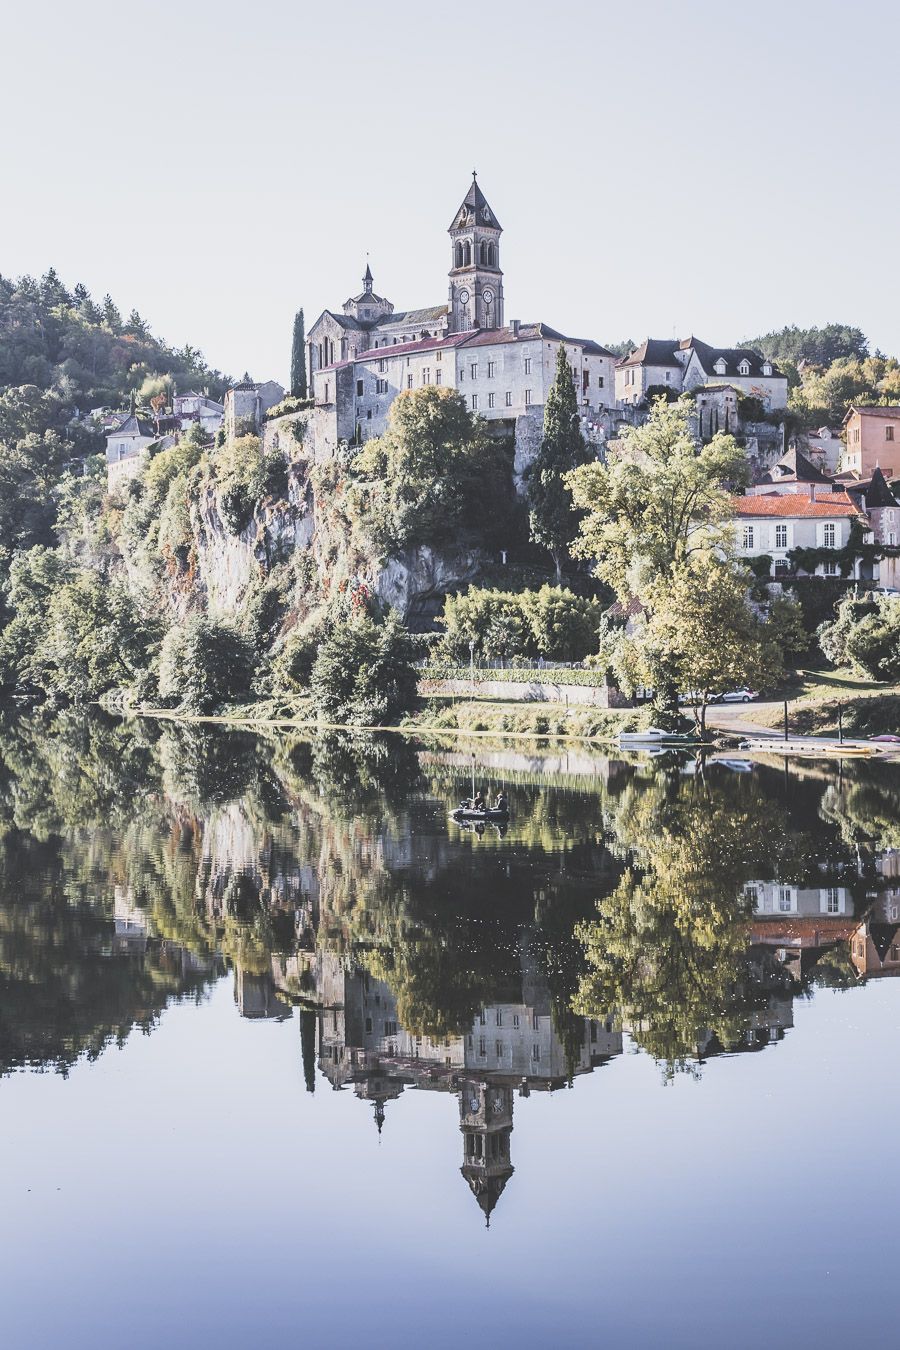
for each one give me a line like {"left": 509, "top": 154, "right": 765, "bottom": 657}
{"left": 3, "top": 0, "right": 897, "bottom": 385}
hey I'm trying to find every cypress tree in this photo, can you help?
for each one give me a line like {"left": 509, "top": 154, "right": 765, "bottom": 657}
{"left": 290, "top": 308, "right": 307, "bottom": 398}
{"left": 526, "top": 343, "right": 592, "bottom": 582}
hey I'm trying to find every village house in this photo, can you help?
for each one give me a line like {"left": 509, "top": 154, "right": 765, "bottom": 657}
{"left": 840, "top": 405, "right": 900, "bottom": 480}
{"left": 615, "top": 336, "right": 788, "bottom": 411}
{"left": 104, "top": 412, "right": 158, "bottom": 487}
{"left": 223, "top": 378, "right": 285, "bottom": 440}
{"left": 173, "top": 389, "right": 225, "bottom": 436}
{"left": 306, "top": 176, "right": 617, "bottom": 465}
{"left": 732, "top": 487, "right": 872, "bottom": 579}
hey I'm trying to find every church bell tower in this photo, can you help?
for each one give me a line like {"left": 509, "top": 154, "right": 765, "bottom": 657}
{"left": 448, "top": 173, "right": 504, "bottom": 334}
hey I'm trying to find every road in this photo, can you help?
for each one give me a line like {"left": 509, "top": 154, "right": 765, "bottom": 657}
{"left": 703, "top": 701, "right": 784, "bottom": 737}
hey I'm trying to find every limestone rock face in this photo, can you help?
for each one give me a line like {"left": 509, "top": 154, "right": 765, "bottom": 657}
{"left": 370, "top": 544, "right": 486, "bottom": 625}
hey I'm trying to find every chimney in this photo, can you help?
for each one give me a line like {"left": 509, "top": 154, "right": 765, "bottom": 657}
{"left": 509, "top": 319, "right": 519, "bottom": 337}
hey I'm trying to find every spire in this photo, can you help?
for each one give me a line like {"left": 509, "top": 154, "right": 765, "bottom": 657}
{"left": 363, "top": 259, "right": 373, "bottom": 293}
{"left": 374, "top": 1099, "right": 386, "bottom": 1134}
{"left": 449, "top": 173, "right": 502, "bottom": 232}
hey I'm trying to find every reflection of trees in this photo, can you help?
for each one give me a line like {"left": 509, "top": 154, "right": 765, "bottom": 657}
{"left": 574, "top": 772, "right": 812, "bottom": 1074}
{"left": 820, "top": 764, "right": 900, "bottom": 851}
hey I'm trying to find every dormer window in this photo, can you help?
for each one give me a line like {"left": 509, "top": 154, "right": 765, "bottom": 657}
{"left": 738, "top": 359, "right": 750, "bottom": 376}
{"left": 762, "top": 362, "right": 773, "bottom": 376}
{"left": 714, "top": 358, "right": 727, "bottom": 375}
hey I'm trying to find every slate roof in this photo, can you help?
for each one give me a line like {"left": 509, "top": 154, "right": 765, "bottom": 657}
{"left": 733, "top": 491, "right": 865, "bottom": 519}
{"left": 685, "top": 337, "right": 782, "bottom": 379}
{"left": 108, "top": 413, "right": 156, "bottom": 438}
{"left": 843, "top": 404, "right": 900, "bottom": 422}
{"left": 849, "top": 466, "right": 900, "bottom": 509}
{"left": 379, "top": 305, "right": 449, "bottom": 328}
{"left": 618, "top": 338, "right": 680, "bottom": 369}
{"left": 449, "top": 174, "right": 502, "bottom": 231}
{"left": 759, "top": 447, "right": 830, "bottom": 485}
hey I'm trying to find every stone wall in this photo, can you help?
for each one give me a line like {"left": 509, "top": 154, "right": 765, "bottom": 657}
{"left": 419, "top": 677, "right": 631, "bottom": 706}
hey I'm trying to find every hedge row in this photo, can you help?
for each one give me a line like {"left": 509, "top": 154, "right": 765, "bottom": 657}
{"left": 420, "top": 666, "right": 613, "bottom": 688}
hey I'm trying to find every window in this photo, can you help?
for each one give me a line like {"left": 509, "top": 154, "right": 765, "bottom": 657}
{"left": 524, "top": 389, "right": 532, "bottom": 406}
{"left": 889, "top": 532, "right": 897, "bottom": 546}
{"left": 742, "top": 525, "right": 755, "bottom": 550}
{"left": 887, "top": 426, "right": 895, "bottom": 441}
{"left": 324, "top": 381, "right": 329, "bottom": 402}
{"left": 356, "top": 379, "right": 363, "bottom": 397}
{"left": 378, "top": 357, "right": 386, "bottom": 373}
{"left": 512, "top": 1014, "right": 520, "bottom": 1029}
{"left": 774, "top": 559, "right": 790, "bottom": 576}
{"left": 823, "top": 560, "right": 839, "bottom": 575}
{"left": 505, "top": 391, "right": 512, "bottom": 407}
{"left": 384, "top": 1021, "right": 397, "bottom": 1037}
{"left": 825, "top": 887, "right": 841, "bottom": 914}
{"left": 598, "top": 375, "right": 605, "bottom": 388}
{"left": 488, "top": 392, "right": 495, "bottom": 409}
{"left": 376, "top": 378, "right": 387, "bottom": 394}
{"left": 459, "top": 367, "right": 464, "bottom": 381}
{"left": 738, "top": 360, "right": 750, "bottom": 375}
{"left": 775, "top": 524, "right": 788, "bottom": 548}
{"left": 532, "top": 1011, "right": 539, "bottom": 1031}
{"left": 495, "top": 1010, "right": 502, "bottom": 1026}
{"left": 470, "top": 363, "right": 478, "bottom": 379}
{"left": 823, "top": 523, "right": 836, "bottom": 547}
{"left": 665, "top": 371, "right": 671, "bottom": 382}
{"left": 524, "top": 357, "right": 532, "bottom": 375}
{"left": 435, "top": 369, "right": 442, "bottom": 385}
{"left": 487, "top": 360, "right": 495, "bottom": 378}
{"left": 852, "top": 427, "right": 860, "bottom": 443}
{"left": 763, "top": 362, "right": 773, "bottom": 376}
{"left": 479, "top": 1011, "right": 486, "bottom": 1025}
{"left": 744, "top": 885, "right": 760, "bottom": 907}
{"left": 495, "top": 1040, "right": 502, "bottom": 1059}
{"left": 778, "top": 887, "right": 793, "bottom": 912}
{"left": 471, "top": 394, "right": 478, "bottom": 410}
{"left": 532, "top": 1044, "right": 540, "bottom": 1062}
{"left": 435, "top": 350, "right": 442, "bottom": 362}
{"left": 365, "top": 1017, "right": 372, "bottom": 1033}
{"left": 407, "top": 374, "right": 413, "bottom": 389}
{"left": 422, "top": 368, "right": 431, "bottom": 384}
{"left": 479, "top": 1038, "right": 486, "bottom": 1056}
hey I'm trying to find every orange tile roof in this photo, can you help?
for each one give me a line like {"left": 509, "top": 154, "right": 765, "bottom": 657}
{"left": 733, "top": 491, "right": 864, "bottom": 519}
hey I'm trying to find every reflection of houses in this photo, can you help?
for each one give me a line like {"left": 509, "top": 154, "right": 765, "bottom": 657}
{"left": 850, "top": 889, "right": 900, "bottom": 980}
{"left": 233, "top": 967, "right": 292, "bottom": 1020}
{"left": 299, "top": 949, "right": 621, "bottom": 1224}
{"left": 747, "top": 880, "right": 859, "bottom": 987}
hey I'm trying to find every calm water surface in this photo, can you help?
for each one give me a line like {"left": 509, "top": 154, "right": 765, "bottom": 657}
{"left": 2, "top": 714, "right": 900, "bottom": 1349}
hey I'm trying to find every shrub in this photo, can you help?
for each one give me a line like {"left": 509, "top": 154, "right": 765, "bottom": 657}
{"left": 214, "top": 434, "right": 288, "bottom": 534}
{"left": 158, "top": 615, "right": 256, "bottom": 713}
{"left": 437, "top": 584, "right": 601, "bottom": 663}
{"left": 310, "top": 611, "right": 418, "bottom": 725}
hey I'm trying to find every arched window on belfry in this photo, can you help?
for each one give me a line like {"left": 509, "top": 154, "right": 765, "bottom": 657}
{"left": 455, "top": 242, "right": 463, "bottom": 268}
{"left": 488, "top": 243, "right": 496, "bottom": 267}
{"left": 462, "top": 241, "right": 471, "bottom": 267}
{"left": 479, "top": 241, "right": 488, "bottom": 265}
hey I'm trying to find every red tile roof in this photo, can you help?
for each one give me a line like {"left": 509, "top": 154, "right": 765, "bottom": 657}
{"left": 843, "top": 404, "right": 900, "bottom": 422}
{"left": 733, "top": 491, "right": 865, "bottom": 519}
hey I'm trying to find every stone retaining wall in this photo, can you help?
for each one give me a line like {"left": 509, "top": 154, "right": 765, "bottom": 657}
{"left": 419, "top": 678, "right": 631, "bottom": 707}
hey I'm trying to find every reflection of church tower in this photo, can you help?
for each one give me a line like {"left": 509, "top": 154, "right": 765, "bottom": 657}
{"left": 459, "top": 1079, "right": 514, "bottom": 1226}
{"left": 448, "top": 173, "right": 504, "bottom": 334}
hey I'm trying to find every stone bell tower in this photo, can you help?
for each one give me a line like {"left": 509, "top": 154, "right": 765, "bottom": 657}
{"left": 448, "top": 172, "right": 504, "bottom": 334}
{"left": 459, "top": 1078, "right": 514, "bottom": 1226}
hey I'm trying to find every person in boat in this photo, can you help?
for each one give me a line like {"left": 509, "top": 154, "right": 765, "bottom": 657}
{"left": 472, "top": 792, "right": 485, "bottom": 811}
{"left": 494, "top": 792, "right": 508, "bottom": 813}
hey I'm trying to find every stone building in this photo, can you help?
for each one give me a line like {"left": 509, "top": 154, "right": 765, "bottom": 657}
{"left": 105, "top": 412, "right": 158, "bottom": 487}
{"left": 223, "top": 378, "right": 285, "bottom": 440}
{"left": 306, "top": 176, "right": 617, "bottom": 467}
{"left": 616, "top": 336, "right": 788, "bottom": 411}
{"left": 731, "top": 487, "right": 872, "bottom": 578}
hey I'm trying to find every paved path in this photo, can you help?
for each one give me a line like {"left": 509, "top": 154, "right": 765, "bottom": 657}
{"left": 703, "top": 702, "right": 783, "bottom": 737}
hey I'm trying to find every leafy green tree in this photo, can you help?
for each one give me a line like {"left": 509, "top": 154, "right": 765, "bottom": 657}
{"left": 310, "top": 610, "right": 417, "bottom": 725}
{"left": 158, "top": 615, "right": 255, "bottom": 713}
{"left": 526, "top": 344, "right": 593, "bottom": 581}
{"left": 740, "top": 323, "right": 869, "bottom": 366}
{"left": 350, "top": 387, "right": 513, "bottom": 551}
{"left": 568, "top": 398, "right": 746, "bottom": 722}
{"left": 290, "top": 309, "right": 307, "bottom": 398}
{"left": 520, "top": 585, "right": 602, "bottom": 661}
{"left": 819, "top": 592, "right": 900, "bottom": 680}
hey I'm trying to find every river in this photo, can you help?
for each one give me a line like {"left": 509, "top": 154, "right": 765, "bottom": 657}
{"left": 1, "top": 712, "right": 899, "bottom": 1349}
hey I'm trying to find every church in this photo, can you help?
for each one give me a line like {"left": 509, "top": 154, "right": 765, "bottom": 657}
{"left": 306, "top": 175, "right": 617, "bottom": 458}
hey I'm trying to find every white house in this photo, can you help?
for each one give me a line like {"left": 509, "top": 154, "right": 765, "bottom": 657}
{"left": 173, "top": 390, "right": 225, "bottom": 436}
{"left": 105, "top": 413, "right": 158, "bottom": 488}
{"left": 616, "top": 336, "right": 788, "bottom": 411}
{"left": 732, "top": 487, "right": 871, "bottom": 578}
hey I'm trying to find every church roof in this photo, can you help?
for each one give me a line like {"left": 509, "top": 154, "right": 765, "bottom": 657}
{"left": 449, "top": 174, "right": 502, "bottom": 232}
{"left": 758, "top": 447, "right": 831, "bottom": 485}
{"left": 461, "top": 1164, "right": 514, "bottom": 1225}
{"left": 856, "top": 466, "right": 900, "bottom": 508}
{"left": 381, "top": 305, "right": 449, "bottom": 328}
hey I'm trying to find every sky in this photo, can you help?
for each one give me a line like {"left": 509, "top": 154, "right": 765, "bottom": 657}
{"left": 2, "top": 0, "right": 897, "bottom": 386}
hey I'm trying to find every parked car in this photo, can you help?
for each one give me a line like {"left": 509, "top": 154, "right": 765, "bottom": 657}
{"left": 715, "top": 688, "right": 759, "bottom": 703}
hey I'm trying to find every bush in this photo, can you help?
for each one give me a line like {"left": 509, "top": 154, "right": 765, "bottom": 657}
{"left": 214, "top": 434, "right": 288, "bottom": 534}
{"left": 158, "top": 616, "right": 256, "bottom": 713}
{"left": 310, "top": 611, "right": 418, "bottom": 725}
{"left": 437, "top": 584, "right": 601, "bottom": 663}
{"left": 273, "top": 611, "right": 330, "bottom": 690}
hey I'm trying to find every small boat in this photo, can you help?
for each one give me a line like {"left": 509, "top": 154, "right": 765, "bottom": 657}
{"left": 452, "top": 806, "right": 510, "bottom": 822}
{"left": 618, "top": 727, "right": 669, "bottom": 745}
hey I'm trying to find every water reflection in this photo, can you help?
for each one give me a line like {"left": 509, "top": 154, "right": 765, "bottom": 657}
{"left": 2, "top": 712, "right": 900, "bottom": 1223}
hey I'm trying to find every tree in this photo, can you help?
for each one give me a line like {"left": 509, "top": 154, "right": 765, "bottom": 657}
{"left": 351, "top": 387, "right": 513, "bottom": 551}
{"left": 310, "top": 610, "right": 418, "bottom": 726}
{"left": 634, "top": 558, "right": 789, "bottom": 736}
{"left": 819, "top": 593, "right": 900, "bottom": 680}
{"left": 158, "top": 616, "right": 256, "bottom": 713}
{"left": 526, "top": 344, "right": 593, "bottom": 581}
{"left": 520, "top": 585, "right": 602, "bottom": 662}
{"left": 290, "top": 309, "right": 307, "bottom": 399}
{"left": 567, "top": 398, "right": 747, "bottom": 722}
{"left": 740, "top": 323, "right": 869, "bottom": 366}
